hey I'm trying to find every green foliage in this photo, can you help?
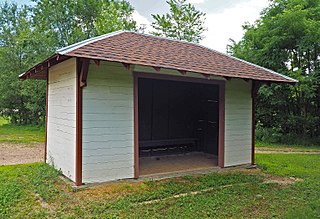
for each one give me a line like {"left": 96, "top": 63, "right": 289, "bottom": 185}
{"left": 0, "top": 0, "right": 136, "bottom": 125}
{"left": 256, "top": 121, "right": 320, "bottom": 145}
{"left": 33, "top": 0, "right": 137, "bottom": 46}
{"left": 228, "top": 0, "right": 320, "bottom": 143}
{"left": 151, "top": 0, "right": 206, "bottom": 43}
{"left": 0, "top": 117, "right": 8, "bottom": 126}
{"left": 0, "top": 3, "right": 46, "bottom": 125}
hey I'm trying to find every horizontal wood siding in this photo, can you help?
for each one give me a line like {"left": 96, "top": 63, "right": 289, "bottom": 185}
{"left": 82, "top": 61, "right": 134, "bottom": 183}
{"left": 224, "top": 79, "right": 252, "bottom": 166}
{"left": 47, "top": 58, "right": 76, "bottom": 181}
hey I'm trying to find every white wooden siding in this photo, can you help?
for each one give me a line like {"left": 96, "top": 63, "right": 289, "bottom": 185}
{"left": 47, "top": 58, "right": 76, "bottom": 181}
{"left": 224, "top": 79, "right": 252, "bottom": 166}
{"left": 82, "top": 61, "right": 134, "bottom": 183}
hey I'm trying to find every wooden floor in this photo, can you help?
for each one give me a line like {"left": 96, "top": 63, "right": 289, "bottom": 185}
{"left": 139, "top": 152, "right": 218, "bottom": 176}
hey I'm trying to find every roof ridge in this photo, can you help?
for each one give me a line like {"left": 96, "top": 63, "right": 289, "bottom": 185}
{"left": 57, "top": 30, "right": 127, "bottom": 55}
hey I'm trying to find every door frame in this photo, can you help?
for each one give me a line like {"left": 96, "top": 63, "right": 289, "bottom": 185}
{"left": 133, "top": 72, "right": 225, "bottom": 178}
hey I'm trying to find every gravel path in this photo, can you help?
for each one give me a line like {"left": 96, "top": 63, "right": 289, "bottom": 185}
{"left": 256, "top": 150, "right": 320, "bottom": 154}
{"left": 0, "top": 143, "right": 318, "bottom": 166}
{"left": 256, "top": 146, "right": 320, "bottom": 154}
{"left": 0, "top": 142, "right": 44, "bottom": 165}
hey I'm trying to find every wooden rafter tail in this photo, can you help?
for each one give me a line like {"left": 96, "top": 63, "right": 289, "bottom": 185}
{"left": 94, "top": 60, "right": 100, "bottom": 66}
{"left": 122, "top": 63, "right": 131, "bottom": 71}
{"left": 179, "top": 70, "right": 187, "bottom": 75}
{"left": 224, "top": 76, "right": 231, "bottom": 81}
{"left": 251, "top": 80, "right": 262, "bottom": 99}
{"left": 153, "top": 66, "right": 161, "bottom": 72}
{"left": 202, "top": 73, "right": 211, "bottom": 80}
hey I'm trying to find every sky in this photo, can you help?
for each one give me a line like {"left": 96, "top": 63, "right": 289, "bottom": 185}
{"left": 3, "top": 0, "right": 269, "bottom": 53}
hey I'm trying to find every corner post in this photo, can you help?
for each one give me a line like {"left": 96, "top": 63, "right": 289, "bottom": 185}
{"left": 75, "top": 58, "right": 85, "bottom": 186}
{"left": 218, "top": 82, "right": 225, "bottom": 168}
{"left": 251, "top": 80, "right": 260, "bottom": 165}
{"left": 44, "top": 69, "right": 49, "bottom": 162}
{"left": 133, "top": 73, "right": 139, "bottom": 178}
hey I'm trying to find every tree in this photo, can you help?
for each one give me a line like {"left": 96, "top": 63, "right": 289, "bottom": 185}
{"left": 228, "top": 0, "right": 320, "bottom": 144}
{"left": 151, "top": 0, "right": 206, "bottom": 43}
{"left": 32, "top": 0, "right": 137, "bottom": 47}
{"left": 0, "top": 0, "right": 137, "bottom": 125}
{"left": 0, "top": 3, "right": 46, "bottom": 124}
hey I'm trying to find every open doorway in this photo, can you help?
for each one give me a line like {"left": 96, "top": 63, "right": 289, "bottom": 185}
{"left": 137, "top": 77, "right": 220, "bottom": 176}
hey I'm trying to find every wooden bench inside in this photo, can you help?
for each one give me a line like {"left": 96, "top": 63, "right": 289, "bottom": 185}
{"left": 139, "top": 138, "right": 198, "bottom": 156}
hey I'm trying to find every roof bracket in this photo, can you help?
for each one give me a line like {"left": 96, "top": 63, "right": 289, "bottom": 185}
{"left": 243, "top": 78, "right": 249, "bottom": 82}
{"left": 251, "top": 80, "right": 263, "bottom": 99}
{"left": 224, "top": 76, "right": 231, "bottom": 81}
{"left": 122, "top": 63, "right": 131, "bottom": 71}
{"left": 94, "top": 60, "right": 100, "bottom": 66}
{"left": 79, "top": 58, "right": 90, "bottom": 88}
{"left": 202, "top": 73, "right": 211, "bottom": 80}
{"left": 153, "top": 67, "right": 161, "bottom": 72}
{"left": 179, "top": 70, "right": 187, "bottom": 75}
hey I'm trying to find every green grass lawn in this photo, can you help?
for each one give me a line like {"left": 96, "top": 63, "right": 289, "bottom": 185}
{"left": 0, "top": 153, "right": 319, "bottom": 218}
{"left": 0, "top": 117, "right": 45, "bottom": 143}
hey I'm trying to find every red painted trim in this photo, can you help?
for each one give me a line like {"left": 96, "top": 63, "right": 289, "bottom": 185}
{"left": 134, "top": 72, "right": 225, "bottom": 86}
{"left": 133, "top": 74, "right": 139, "bottom": 178}
{"left": 134, "top": 72, "right": 226, "bottom": 174}
{"left": 75, "top": 58, "right": 83, "bottom": 186}
{"left": 20, "top": 55, "right": 70, "bottom": 80}
{"left": 44, "top": 69, "right": 49, "bottom": 162}
{"left": 251, "top": 81, "right": 257, "bottom": 165}
{"left": 218, "top": 83, "right": 225, "bottom": 168}
{"left": 79, "top": 59, "right": 90, "bottom": 87}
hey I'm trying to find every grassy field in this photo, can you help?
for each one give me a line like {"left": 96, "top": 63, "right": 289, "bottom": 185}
{"left": 0, "top": 153, "right": 319, "bottom": 218}
{"left": 0, "top": 117, "right": 45, "bottom": 143}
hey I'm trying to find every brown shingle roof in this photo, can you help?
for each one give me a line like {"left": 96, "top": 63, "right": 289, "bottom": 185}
{"left": 20, "top": 31, "right": 297, "bottom": 83}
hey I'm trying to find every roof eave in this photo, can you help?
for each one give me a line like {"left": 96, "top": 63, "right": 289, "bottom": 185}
{"left": 19, "top": 54, "right": 70, "bottom": 80}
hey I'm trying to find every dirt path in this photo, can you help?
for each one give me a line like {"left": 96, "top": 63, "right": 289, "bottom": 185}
{"left": 256, "top": 146, "right": 320, "bottom": 154}
{"left": 0, "top": 143, "right": 318, "bottom": 166}
{"left": 0, "top": 142, "right": 44, "bottom": 165}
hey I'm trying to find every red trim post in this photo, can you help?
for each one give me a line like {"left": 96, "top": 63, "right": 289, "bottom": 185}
{"left": 44, "top": 69, "right": 49, "bottom": 162}
{"left": 218, "top": 83, "right": 225, "bottom": 168}
{"left": 75, "top": 58, "right": 83, "bottom": 186}
{"left": 251, "top": 81, "right": 258, "bottom": 165}
{"left": 133, "top": 74, "right": 139, "bottom": 178}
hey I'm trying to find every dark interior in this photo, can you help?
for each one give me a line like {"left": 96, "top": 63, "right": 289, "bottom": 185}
{"left": 138, "top": 78, "right": 219, "bottom": 157}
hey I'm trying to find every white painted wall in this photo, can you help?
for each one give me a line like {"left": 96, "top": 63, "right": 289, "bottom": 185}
{"left": 47, "top": 58, "right": 76, "bottom": 181}
{"left": 224, "top": 79, "right": 252, "bottom": 166}
{"left": 45, "top": 58, "right": 252, "bottom": 183}
{"left": 82, "top": 61, "right": 134, "bottom": 183}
